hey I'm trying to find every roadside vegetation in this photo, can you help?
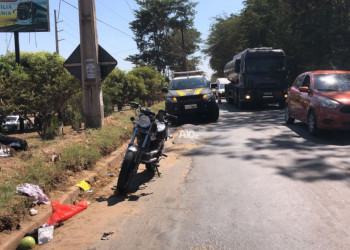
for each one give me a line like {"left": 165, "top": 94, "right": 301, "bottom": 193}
{"left": 0, "top": 101, "right": 165, "bottom": 232}
{"left": 0, "top": 52, "right": 168, "bottom": 139}
{"left": 0, "top": 50, "right": 168, "bottom": 231}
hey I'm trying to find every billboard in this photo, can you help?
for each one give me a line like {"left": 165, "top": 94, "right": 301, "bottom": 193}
{"left": 0, "top": 0, "right": 49, "bottom": 32}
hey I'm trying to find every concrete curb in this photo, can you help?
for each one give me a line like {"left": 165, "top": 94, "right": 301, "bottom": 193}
{"left": 1, "top": 149, "right": 125, "bottom": 250}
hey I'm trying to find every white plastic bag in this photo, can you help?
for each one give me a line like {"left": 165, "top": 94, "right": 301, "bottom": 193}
{"left": 38, "top": 225, "right": 54, "bottom": 244}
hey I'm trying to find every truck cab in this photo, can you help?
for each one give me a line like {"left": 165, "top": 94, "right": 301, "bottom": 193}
{"left": 224, "top": 47, "right": 288, "bottom": 108}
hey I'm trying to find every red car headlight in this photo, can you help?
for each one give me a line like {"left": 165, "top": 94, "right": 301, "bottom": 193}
{"left": 317, "top": 96, "right": 339, "bottom": 109}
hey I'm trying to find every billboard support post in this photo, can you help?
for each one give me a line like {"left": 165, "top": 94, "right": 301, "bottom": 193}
{"left": 14, "top": 32, "right": 20, "bottom": 65}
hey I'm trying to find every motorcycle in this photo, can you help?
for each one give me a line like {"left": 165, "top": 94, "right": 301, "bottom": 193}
{"left": 116, "top": 102, "right": 176, "bottom": 193}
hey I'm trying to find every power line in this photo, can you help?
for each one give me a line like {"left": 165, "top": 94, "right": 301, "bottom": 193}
{"left": 62, "top": 0, "right": 77, "bottom": 10}
{"left": 60, "top": 13, "right": 130, "bottom": 50}
{"left": 61, "top": 0, "right": 134, "bottom": 39}
{"left": 6, "top": 34, "right": 12, "bottom": 52}
{"left": 62, "top": 30, "right": 80, "bottom": 41}
{"left": 111, "top": 47, "right": 138, "bottom": 55}
{"left": 98, "top": 1, "right": 129, "bottom": 23}
{"left": 96, "top": 18, "right": 133, "bottom": 38}
{"left": 58, "top": 0, "right": 62, "bottom": 19}
{"left": 125, "top": 0, "right": 134, "bottom": 13}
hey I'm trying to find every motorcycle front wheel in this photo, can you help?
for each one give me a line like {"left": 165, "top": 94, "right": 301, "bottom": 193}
{"left": 117, "top": 151, "right": 136, "bottom": 193}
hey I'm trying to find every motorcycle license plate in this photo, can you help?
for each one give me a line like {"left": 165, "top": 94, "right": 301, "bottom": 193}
{"left": 184, "top": 104, "right": 197, "bottom": 109}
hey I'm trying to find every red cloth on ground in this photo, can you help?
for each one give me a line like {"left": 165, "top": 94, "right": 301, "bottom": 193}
{"left": 46, "top": 200, "right": 88, "bottom": 225}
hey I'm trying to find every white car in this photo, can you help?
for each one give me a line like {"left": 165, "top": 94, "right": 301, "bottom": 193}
{"left": 1, "top": 115, "right": 29, "bottom": 132}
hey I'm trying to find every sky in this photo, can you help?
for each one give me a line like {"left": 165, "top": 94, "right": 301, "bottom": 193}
{"left": 0, "top": 0, "right": 244, "bottom": 78}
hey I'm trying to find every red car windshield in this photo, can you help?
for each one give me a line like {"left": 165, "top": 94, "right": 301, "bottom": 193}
{"left": 314, "top": 74, "right": 350, "bottom": 92}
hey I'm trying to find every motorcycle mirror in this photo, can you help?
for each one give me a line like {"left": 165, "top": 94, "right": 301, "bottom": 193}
{"left": 157, "top": 110, "right": 165, "bottom": 121}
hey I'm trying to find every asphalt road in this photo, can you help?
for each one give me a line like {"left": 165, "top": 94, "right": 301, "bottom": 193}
{"left": 41, "top": 100, "right": 350, "bottom": 250}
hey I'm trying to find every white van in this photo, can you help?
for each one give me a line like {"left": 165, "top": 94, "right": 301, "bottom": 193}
{"left": 215, "top": 78, "right": 230, "bottom": 98}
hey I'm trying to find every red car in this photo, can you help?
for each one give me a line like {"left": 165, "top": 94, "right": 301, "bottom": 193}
{"left": 285, "top": 70, "right": 350, "bottom": 135}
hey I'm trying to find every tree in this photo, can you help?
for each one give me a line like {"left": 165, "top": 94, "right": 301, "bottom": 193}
{"left": 127, "top": 0, "right": 201, "bottom": 72}
{"left": 167, "top": 28, "right": 202, "bottom": 71}
{"left": 203, "top": 14, "right": 244, "bottom": 76}
{"left": 130, "top": 66, "right": 167, "bottom": 105}
{"left": 103, "top": 68, "right": 147, "bottom": 111}
{"left": 286, "top": 0, "right": 350, "bottom": 71}
{"left": 0, "top": 52, "right": 80, "bottom": 139}
{"left": 0, "top": 54, "right": 27, "bottom": 118}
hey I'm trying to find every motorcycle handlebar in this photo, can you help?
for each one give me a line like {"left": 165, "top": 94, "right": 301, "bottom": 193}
{"left": 165, "top": 113, "right": 177, "bottom": 120}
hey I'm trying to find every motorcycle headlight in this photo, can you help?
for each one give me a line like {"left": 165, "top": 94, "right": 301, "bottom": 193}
{"left": 166, "top": 96, "right": 178, "bottom": 103}
{"left": 138, "top": 115, "right": 151, "bottom": 128}
{"left": 202, "top": 93, "right": 213, "bottom": 101}
{"left": 317, "top": 96, "right": 339, "bottom": 109}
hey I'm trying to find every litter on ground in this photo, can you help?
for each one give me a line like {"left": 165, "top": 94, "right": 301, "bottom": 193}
{"left": 16, "top": 183, "right": 50, "bottom": 205}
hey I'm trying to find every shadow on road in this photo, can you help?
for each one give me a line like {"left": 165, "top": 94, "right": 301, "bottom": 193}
{"left": 180, "top": 99, "right": 350, "bottom": 184}
{"left": 95, "top": 169, "right": 156, "bottom": 206}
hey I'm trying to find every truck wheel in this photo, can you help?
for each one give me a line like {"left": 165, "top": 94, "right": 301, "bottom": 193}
{"left": 234, "top": 91, "right": 238, "bottom": 105}
{"left": 238, "top": 98, "right": 245, "bottom": 109}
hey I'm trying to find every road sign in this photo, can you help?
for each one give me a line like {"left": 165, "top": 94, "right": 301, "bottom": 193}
{"left": 64, "top": 44, "right": 117, "bottom": 82}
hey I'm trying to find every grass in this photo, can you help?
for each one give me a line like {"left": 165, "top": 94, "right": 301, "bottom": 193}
{"left": 0, "top": 101, "right": 164, "bottom": 231}
{"left": 59, "top": 142, "right": 101, "bottom": 171}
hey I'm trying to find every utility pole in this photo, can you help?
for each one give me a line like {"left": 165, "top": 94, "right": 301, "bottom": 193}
{"left": 78, "top": 0, "right": 104, "bottom": 128}
{"left": 54, "top": 10, "right": 64, "bottom": 55}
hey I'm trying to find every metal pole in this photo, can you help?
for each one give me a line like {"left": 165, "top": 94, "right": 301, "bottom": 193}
{"left": 78, "top": 0, "right": 104, "bottom": 128}
{"left": 14, "top": 32, "right": 20, "bottom": 65}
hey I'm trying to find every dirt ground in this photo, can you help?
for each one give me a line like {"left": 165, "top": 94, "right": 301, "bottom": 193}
{"left": 0, "top": 113, "right": 133, "bottom": 234}
{"left": 33, "top": 131, "right": 197, "bottom": 250}
{"left": 0, "top": 112, "right": 189, "bottom": 249}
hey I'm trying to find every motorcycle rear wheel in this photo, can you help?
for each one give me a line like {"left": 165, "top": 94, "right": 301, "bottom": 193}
{"left": 117, "top": 151, "right": 136, "bottom": 193}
